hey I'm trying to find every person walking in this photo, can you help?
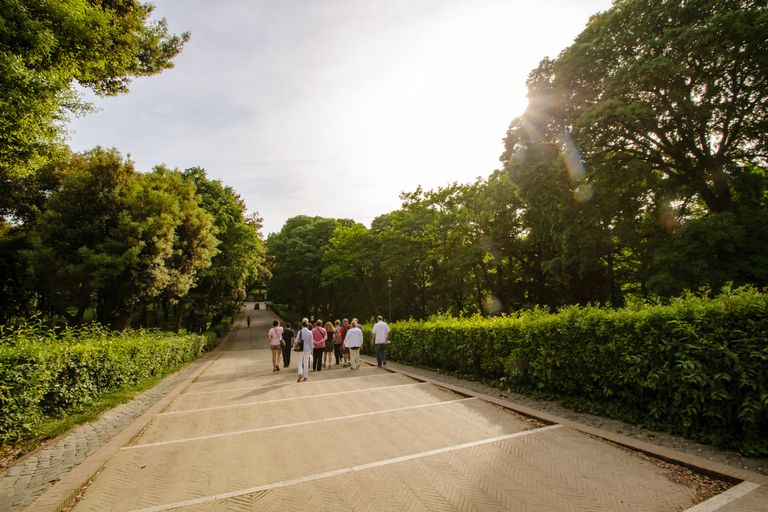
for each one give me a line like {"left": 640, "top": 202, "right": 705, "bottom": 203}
{"left": 282, "top": 322, "right": 295, "bottom": 368}
{"left": 246, "top": 316, "right": 251, "bottom": 328}
{"left": 340, "top": 318, "right": 351, "bottom": 367}
{"left": 333, "top": 319, "right": 342, "bottom": 365}
{"left": 268, "top": 320, "right": 283, "bottom": 372}
{"left": 311, "top": 320, "right": 327, "bottom": 372}
{"left": 371, "top": 315, "right": 391, "bottom": 367}
{"left": 295, "top": 320, "right": 313, "bottom": 382}
{"left": 323, "top": 321, "right": 335, "bottom": 368}
{"left": 343, "top": 319, "right": 363, "bottom": 370}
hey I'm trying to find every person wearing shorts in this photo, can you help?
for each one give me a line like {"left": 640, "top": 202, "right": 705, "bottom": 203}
{"left": 340, "top": 318, "right": 351, "bottom": 367}
{"left": 268, "top": 320, "right": 283, "bottom": 372}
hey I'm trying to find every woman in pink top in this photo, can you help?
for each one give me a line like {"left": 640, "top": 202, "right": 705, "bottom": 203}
{"left": 311, "top": 320, "right": 327, "bottom": 372}
{"left": 268, "top": 320, "right": 283, "bottom": 372}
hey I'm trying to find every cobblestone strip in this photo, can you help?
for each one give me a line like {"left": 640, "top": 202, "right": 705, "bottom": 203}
{"left": 0, "top": 356, "right": 210, "bottom": 512}
{"left": 361, "top": 356, "right": 768, "bottom": 476}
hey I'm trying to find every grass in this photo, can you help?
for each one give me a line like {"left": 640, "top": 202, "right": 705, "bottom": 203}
{"left": 0, "top": 364, "right": 185, "bottom": 471}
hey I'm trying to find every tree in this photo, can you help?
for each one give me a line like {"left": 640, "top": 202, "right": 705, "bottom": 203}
{"left": 29, "top": 148, "right": 217, "bottom": 330}
{"left": 0, "top": 0, "right": 189, "bottom": 177}
{"left": 323, "top": 223, "right": 383, "bottom": 316}
{"left": 555, "top": 0, "right": 768, "bottom": 214}
{"left": 266, "top": 216, "right": 354, "bottom": 321}
{"left": 178, "top": 168, "right": 265, "bottom": 332}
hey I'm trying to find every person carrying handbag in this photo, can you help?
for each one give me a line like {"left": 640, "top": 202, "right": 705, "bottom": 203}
{"left": 311, "top": 320, "right": 327, "bottom": 372}
{"left": 268, "top": 320, "right": 283, "bottom": 372}
{"left": 295, "top": 320, "right": 313, "bottom": 382}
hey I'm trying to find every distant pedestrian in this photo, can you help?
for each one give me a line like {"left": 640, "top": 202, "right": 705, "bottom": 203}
{"left": 371, "top": 316, "right": 390, "bottom": 367}
{"left": 282, "top": 323, "right": 295, "bottom": 368}
{"left": 323, "top": 321, "right": 335, "bottom": 368}
{"left": 268, "top": 320, "right": 283, "bottom": 372}
{"left": 343, "top": 319, "right": 363, "bottom": 370}
{"left": 340, "top": 318, "right": 351, "bottom": 367}
{"left": 246, "top": 316, "right": 251, "bottom": 328}
{"left": 333, "top": 319, "right": 342, "bottom": 365}
{"left": 295, "top": 320, "right": 313, "bottom": 382}
{"left": 312, "top": 320, "right": 327, "bottom": 372}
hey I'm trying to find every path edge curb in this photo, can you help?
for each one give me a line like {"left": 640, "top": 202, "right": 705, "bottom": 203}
{"left": 22, "top": 334, "right": 234, "bottom": 512}
{"left": 379, "top": 363, "right": 768, "bottom": 488}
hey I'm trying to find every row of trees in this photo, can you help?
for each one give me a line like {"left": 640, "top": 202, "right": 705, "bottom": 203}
{"left": 0, "top": 148, "right": 267, "bottom": 330}
{"left": 266, "top": 0, "right": 768, "bottom": 321}
{"left": 0, "top": 148, "right": 264, "bottom": 331}
{"left": 0, "top": 2, "right": 268, "bottom": 330}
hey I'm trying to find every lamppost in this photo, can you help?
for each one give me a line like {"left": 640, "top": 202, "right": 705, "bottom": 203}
{"left": 387, "top": 278, "right": 392, "bottom": 321}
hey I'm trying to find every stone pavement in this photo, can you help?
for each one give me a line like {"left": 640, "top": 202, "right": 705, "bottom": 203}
{"left": 6, "top": 304, "right": 768, "bottom": 511}
{"left": 365, "top": 359, "right": 768, "bottom": 476}
{"left": 0, "top": 346, "right": 216, "bottom": 512}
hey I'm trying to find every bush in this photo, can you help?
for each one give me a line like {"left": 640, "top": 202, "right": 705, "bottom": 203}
{"left": 0, "top": 322, "right": 208, "bottom": 443}
{"left": 387, "top": 286, "right": 768, "bottom": 455}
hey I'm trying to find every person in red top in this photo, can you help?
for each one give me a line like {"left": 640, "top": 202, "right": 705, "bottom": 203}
{"left": 311, "top": 320, "right": 327, "bottom": 372}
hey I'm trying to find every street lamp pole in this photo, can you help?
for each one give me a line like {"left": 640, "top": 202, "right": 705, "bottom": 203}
{"left": 387, "top": 278, "right": 392, "bottom": 321}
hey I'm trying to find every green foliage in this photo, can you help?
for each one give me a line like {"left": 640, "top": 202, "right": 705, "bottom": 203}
{"left": 0, "top": 0, "right": 190, "bottom": 177}
{"left": 266, "top": 216, "right": 356, "bottom": 321}
{"left": 179, "top": 168, "right": 265, "bottom": 333}
{"left": 387, "top": 286, "right": 768, "bottom": 455}
{"left": 25, "top": 149, "right": 219, "bottom": 330}
{"left": 0, "top": 320, "right": 208, "bottom": 443}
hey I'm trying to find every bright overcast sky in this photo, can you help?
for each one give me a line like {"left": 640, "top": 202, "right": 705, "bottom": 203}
{"left": 67, "top": 0, "right": 613, "bottom": 235}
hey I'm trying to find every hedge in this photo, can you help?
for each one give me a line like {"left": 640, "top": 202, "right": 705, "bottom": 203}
{"left": 0, "top": 323, "right": 209, "bottom": 443}
{"left": 384, "top": 286, "right": 768, "bottom": 456}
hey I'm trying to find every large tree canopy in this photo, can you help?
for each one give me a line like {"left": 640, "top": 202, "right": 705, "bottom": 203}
{"left": 0, "top": 0, "right": 189, "bottom": 177}
{"left": 553, "top": 0, "right": 768, "bottom": 214}
{"left": 29, "top": 148, "right": 218, "bottom": 330}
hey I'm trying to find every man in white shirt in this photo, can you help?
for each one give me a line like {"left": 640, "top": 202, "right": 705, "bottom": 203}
{"left": 295, "top": 320, "right": 314, "bottom": 382}
{"left": 371, "top": 316, "right": 390, "bottom": 367}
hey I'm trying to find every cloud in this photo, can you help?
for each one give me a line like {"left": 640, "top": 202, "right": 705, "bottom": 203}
{"left": 67, "top": 0, "right": 614, "bottom": 235}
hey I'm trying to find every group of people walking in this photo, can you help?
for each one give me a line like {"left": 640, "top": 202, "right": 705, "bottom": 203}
{"left": 266, "top": 316, "right": 390, "bottom": 382}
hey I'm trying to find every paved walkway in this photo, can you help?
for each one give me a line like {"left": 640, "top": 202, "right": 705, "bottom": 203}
{"left": 7, "top": 304, "right": 768, "bottom": 511}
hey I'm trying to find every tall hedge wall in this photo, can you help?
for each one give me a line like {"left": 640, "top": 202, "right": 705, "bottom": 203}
{"left": 0, "top": 323, "right": 209, "bottom": 443}
{"left": 382, "top": 287, "right": 768, "bottom": 456}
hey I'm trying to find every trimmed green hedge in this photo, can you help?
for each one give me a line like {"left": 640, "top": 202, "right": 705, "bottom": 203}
{"left": 385, "top": 286, "right": 768, "bottom": 455}
{"left": 0, "top": 323, "right": 208, "bottom": 443}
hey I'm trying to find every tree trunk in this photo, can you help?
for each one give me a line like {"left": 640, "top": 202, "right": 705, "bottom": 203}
{"left": 358, "top": 271, "right": 380, "bottom": 317}
{"left": 174, "top": 300, "right": 186, "bottom": 334}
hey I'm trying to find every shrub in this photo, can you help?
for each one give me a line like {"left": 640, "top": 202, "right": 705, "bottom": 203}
{"left": 386, "top": 286, "right": 768, "bottom": 455}
{"left": 0, "top": 322, "right": 208, "bottom": 443}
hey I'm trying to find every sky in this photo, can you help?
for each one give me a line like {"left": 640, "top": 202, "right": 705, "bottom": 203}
{"left": 67, "top": 0, "right": 614, "bottom": 236}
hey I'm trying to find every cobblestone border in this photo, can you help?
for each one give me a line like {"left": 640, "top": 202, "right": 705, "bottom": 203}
{"left": 0, "top": 343, "right": 225, "bottom": 512}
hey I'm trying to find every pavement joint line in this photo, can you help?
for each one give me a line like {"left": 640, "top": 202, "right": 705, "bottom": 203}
{"left": 182, "top": 372, "right": 401, "bottom": 396}
{"left": 681, "top": 481, "right": 761, "bottom": 511}
{"left": 157, "top": 382, "right": 428, "bottom": 416}
{"left": 380, "top": 363, "right": 768, "bottom": 487}
{"left": 124, "top": 397, "right": 479, "bottom": 450}
{"left": 125, "top": 424, "right": 564, "bottom": 512}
